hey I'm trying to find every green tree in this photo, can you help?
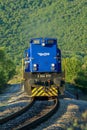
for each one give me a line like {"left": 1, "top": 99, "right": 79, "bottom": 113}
{"left": 74, "top": 70, "right": 87, "bottom": 92}
{"left": 0, "top": 48, "right": 16, "bottom": 87}
{"left": 63, "top": 57, "right": 82, "bottom": 83}
{"left": 74, "top": 59, "right": 87, "bottom": 91}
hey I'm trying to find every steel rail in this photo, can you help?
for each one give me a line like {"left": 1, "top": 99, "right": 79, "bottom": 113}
{"left": 17, "top": 98, "right": 59, "bottom": 130}
{"left": 65, "top": 91, "right": 76, "bottom": 99}
{"left": 0, "top": 98, "right": 35, "bottom": 124}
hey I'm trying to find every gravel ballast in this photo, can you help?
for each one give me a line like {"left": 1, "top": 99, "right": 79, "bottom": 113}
{"left": 0, "top": 84, "right": 30, "bottom": 119}
{"left": 0, "top": 84, "right": 87, "bottom": 130}
{"left": 34, "top": 98, "right": 87, "bottom": 130}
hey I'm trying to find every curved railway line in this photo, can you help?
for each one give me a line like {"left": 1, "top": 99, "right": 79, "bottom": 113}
{"left": 0, "top": 98, "right": 59, "bottom": 130}
{"left": 0, "top": 84, "right": 79, "bottom": 130}
{"left": 0, "top": 98, "right": 35, "bottom": 124}
{"left": 17, "top": 98, "right": 59, "bottom": 130}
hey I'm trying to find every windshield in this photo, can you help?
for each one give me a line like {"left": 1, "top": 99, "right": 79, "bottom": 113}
{"left": 32, "top": 39, "right": 40, "bottom": 44}
{"left": 47, "top": 39, "right": 56, "bottom": 44}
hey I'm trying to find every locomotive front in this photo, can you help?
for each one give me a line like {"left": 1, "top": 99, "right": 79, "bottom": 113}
{"left": 23, "top": 38, "right": 65, "bottom": 99}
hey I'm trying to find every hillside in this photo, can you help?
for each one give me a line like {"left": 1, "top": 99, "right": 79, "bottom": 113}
{"left": 0, "top": 0, "right": 87, "bottom": 65}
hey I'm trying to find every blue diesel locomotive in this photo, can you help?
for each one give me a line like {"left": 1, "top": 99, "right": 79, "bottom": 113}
{"left": 23, "top": 38, "right": 65, "bottom": 99}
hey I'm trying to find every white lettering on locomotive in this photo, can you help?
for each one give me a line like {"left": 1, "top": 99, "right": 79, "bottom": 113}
{"left": 37, "top": 53, "right": 50, "bottom": 56}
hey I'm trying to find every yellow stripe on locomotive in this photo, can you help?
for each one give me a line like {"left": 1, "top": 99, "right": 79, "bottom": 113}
{"left": 31, "top": 86, "right": 58, "bottom": 97}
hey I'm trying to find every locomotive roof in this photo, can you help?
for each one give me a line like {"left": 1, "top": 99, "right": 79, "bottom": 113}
{"left": 30, "top": 37, "right": 57, "bottom": 41}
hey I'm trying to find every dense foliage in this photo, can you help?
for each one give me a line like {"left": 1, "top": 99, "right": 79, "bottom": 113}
{"left": 0, "top": 48, "right": 16, "bottom": 87}
{"left": 62, "top": 56, "right": 87, "bottom": 91}
{"left": 0, "top": 0, "right": 87, "bottom": 64}
{"left": 0, "top": 0, "right": 87, "bottom": 90}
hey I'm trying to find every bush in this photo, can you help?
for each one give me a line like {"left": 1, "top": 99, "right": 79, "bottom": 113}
{"left": 0, "top": 48, "right": 16, "bottom": 87}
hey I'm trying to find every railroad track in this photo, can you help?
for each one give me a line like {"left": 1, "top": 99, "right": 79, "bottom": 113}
{"left": 0, "top": 98, "right": 59, "bottom": 130}
{"left": 0, "top": 98, "right": 35, "bottom": 124}
{"left": 16, "top": 98, "right": 59, "bottom": 130}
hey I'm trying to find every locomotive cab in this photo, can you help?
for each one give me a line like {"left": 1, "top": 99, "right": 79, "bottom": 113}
{"left": 24, "top": 38, "right": 61, "bottom": 73}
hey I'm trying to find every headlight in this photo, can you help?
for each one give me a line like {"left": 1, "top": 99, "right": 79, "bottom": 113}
{"left": 33, "top": 67, "right": 37, "bottom": 71}
{"left": 42, "top": 43, "right": 45, "bottom": 46}
{"left": 33, "top": 64, "right": 37, "bottom": 67}
{"left": 51, "top": 64, "right": 55, "bottom": 71}
{"left": 33, "top": 64, "right": 37, "bottom": 71}
{"left": 51, "top": 63, "right": 55, "bottom": 67}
